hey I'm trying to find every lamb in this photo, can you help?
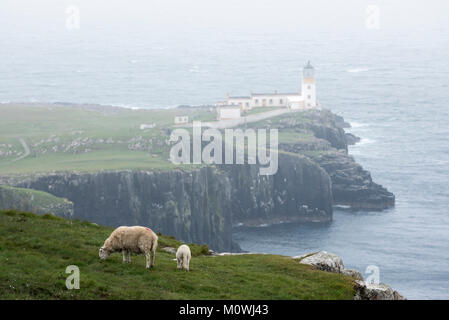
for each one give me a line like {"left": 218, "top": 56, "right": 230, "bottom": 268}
{"left": 176, "top": 244, "right": 191, "bottom": 271}
{"left": 99, "top": 226, "right": 158, "bottom": 269}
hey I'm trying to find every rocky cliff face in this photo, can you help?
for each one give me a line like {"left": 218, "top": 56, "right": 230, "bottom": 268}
{"left": 17, "top": 168, "right": 234, "bottom": 251}
{"left": 276, "top": 110, "right": 395, "bottom": 210}
{"left": 221, "top": 153, "right": 332, "bottom": 226}
{"left": 308, "top": 151, "right": 395, "bottom": 210}
{"left": 15, "top": 152, "right": 333, "bottom": 251}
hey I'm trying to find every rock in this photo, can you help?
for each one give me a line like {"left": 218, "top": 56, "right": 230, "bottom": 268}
{"left": 308, "top": 151, "right": 395, "bottom": 210}
{"left": 296, "top": 251, "right": 405, "bottom": 300}
{"left": 345, "top": 133, "right": 361, "bottom": 145}
{"left": 341, "top": 268, "right": 364, "bottom": 281}
{"left": 162, "top": 247, "right": 176, "bottom": 254}
{"left": 298, "top": 251, "right": 345, "bottom": 273}
{"left": 354, "top": 281, "right": 406, "bottom": 300}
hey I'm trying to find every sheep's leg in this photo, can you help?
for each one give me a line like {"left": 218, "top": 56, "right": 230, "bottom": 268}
{"left": 122, "top": 250, "right": 127, "bottom": 264}
{"left": 127, "top": 251, "right": 131, "bottom": 264}
{"left": 177, "top": 258, "right": 182, "bottom": 269}
{"left": 150, "top": 249, "right": 156, "bottom": 268}
{"left": 145, "top": 252, "right": 151, "bottom": 269}
{"left": 183, "top": 257, "right": 189, "bottom": 271}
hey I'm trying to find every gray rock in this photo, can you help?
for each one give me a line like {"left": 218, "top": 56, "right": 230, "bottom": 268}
{"left": 298, "top": 251, "right": 345, "bottom": 273}
{"left": 354, "top": 281, "right": 406, "bottom": 300}
{"left": 341, "top": 268, "right": 363, "bottom": 281}
{"left": 161, "top": 247, "right": 176, "bottom": 254}
{"left": 296, "top": 251, "right": 405, "bottom": 300}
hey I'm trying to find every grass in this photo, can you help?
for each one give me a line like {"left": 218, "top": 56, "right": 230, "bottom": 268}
{"left": 0, "top": 104, "right": 219, "bottom": 175}
{"left": 0, "top": 185, "right": 70, "bottom": 209}
{"left": 0, "top": 103, "right": 331, "bottom": 176}
{"left": 244, "top": 107, "right": 279, "bottom": 116}
{"left": 0, "top": 209, "right": 355, "bottom": 300}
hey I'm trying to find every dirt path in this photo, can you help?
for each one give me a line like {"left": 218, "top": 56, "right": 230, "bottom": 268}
{"left": 12, "top": 137, "right": 30, "bottom": 162}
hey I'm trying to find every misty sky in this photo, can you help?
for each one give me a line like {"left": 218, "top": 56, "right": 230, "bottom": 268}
{"left": 1, "top": 0, "right": 448, "bottom": 35}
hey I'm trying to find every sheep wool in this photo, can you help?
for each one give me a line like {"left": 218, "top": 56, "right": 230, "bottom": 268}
{"left": 99, "top": 226, "right": 158, "bottom": 269}
{"left": 176, "top": 244, "right": 191, "bottom": 271}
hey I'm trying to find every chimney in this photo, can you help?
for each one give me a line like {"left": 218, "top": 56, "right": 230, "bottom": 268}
{"left": 275, "top": 89, "right": 278, "bottom": 95}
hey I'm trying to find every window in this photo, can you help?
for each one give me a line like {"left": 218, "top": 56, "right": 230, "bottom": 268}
{"left": 308, "top": 85, "right": 311, "bottom": 89}
{"left": 245, "top": 102, "right": 249, "bottom": 107}
{"left": 269, "top": 99, "right": 273, "bottom": 105}
{"left": 308, "top": 95, "right": 311, "bottom": 99}
{"left": 279, "top": 99, "right": 283, "bottom": 105}
{"left": 255, "top": 99, "right": 259, "bottom": 105}
{"left": 262, "top": 99, "right": 266, "bottom": 106}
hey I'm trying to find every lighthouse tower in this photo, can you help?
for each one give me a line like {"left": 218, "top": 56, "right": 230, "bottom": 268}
{"left": 302, "top": 61, "right": 317, "bottom": 108}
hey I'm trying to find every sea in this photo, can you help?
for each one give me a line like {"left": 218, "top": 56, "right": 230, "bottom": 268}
{"left": 1, "top": 23, "right": 448, "bottom": 299}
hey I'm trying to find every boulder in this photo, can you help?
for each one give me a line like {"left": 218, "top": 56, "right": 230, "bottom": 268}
{"left": 298, "top": 251, "right": 345, "bottom": 273}
{"left": 295, "top": 251, "right": 406, "bottom": 300}
{"left": 341, "top": 268, "right": 363, "bottom": 281}
{"left": 354, "top": 281, "right": 406, "bottom": 300}
{"left": 161, "top": 247, "right": 176, "bottom": 254}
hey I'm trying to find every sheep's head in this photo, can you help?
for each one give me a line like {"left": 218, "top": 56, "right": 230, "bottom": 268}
{"left": 99, "top": 246, "right": 111, "bottom": 260}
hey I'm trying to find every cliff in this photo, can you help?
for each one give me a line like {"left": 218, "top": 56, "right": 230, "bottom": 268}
{"left": 273, "top": 109, "right": 395, "bottom": 210}
{"left": 14, "top": 152, "right": 333, "bottom": 251}
{"left": 0, "top": 107, "right": 395, "bottom": 251}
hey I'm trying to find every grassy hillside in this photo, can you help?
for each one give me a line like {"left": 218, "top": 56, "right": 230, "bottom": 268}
{"left": 0, "top": 103, "right": 319, "bottom": 175}
{"left": 0, "top": 209, "right": 355, "bottom": 300}
{"left": 0, "top": 185, "right": 73, "bottom": 218}
{"left": 0, "top": 103, "right": 215, "bottom": 175}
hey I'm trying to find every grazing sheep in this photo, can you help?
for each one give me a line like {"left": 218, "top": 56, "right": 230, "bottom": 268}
{"left": 99, "top": 226, "right": 158, "bottom": 269}
{"left": 176, "top": 244, "right": 191, "bottom": 271}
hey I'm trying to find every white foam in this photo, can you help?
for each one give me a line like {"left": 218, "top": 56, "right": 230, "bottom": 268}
{"left": 357, "top": 137, "right": 376, "bottom": 145}
{"left": 347, "top": 67, "right": 370, "bottom": 73}
{"left": 350, "top": 122, "right": 369, "bottom": 128}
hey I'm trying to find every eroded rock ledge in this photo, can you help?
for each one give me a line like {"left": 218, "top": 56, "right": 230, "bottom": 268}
{"left": 294, "top": 251, "right": 405, "bottom": 300}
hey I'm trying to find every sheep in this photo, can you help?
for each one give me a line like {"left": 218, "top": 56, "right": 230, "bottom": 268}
{"left": 176, "top": 244, "right": 191, "bottom": 271}
{"left": 99, "top": 226, "right": 158, "bottom": 269}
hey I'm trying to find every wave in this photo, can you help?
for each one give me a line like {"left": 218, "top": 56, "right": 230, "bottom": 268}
{"left": 350, "top": 122, "right": 369, "bottom": 128}
{"left": 346, "top": 67, "right": 370, "bottom": 73}
{"left": 357, "top": 137, "right": 376, "bottom": 145}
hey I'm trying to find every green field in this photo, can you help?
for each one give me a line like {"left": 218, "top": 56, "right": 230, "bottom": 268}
{"left": 0, "top": 209, "right": 355, "bottom": 299}
{"left": 0, "top": 104, "right": 218, "bottom": 175}
{"left": 0, "top": 103, "right": 321, "bottom": 176}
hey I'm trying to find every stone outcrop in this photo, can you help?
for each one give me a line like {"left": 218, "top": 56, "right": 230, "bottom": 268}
{"left": 308, "top": 151, "right": 395, "bottom": 210}
{"left": 294, "top": 251, "right": 404, "bottom": 300}
{"left": 294, "top": 251, "right": 362, "bottom": 280}
{"left": 275, "top": 110, "right": 395, "bottom": 211}
{"left": 354, "top": 281, "right": 406, "bottom": 300}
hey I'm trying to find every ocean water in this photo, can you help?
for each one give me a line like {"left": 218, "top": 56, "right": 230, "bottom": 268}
{"left": 1, "top": 25, "right": 449, "bottom": 299}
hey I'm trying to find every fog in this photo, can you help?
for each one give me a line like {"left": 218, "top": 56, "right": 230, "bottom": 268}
{"left": 1, "top": 0, "right": 448, "bottom": 35}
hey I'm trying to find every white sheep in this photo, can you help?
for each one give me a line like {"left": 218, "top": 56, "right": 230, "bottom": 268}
{"left": 99, "top": 226, "right": 158, "bottom": 269}
{"left": 176, "top": 244, "right": 191, "bottom": 271}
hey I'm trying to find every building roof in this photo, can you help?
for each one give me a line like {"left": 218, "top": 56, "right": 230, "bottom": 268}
{"left": 228, "top": 96, "right": 250, "bottom": 99}
{"left": 251, "top": 93, "right": 300, "bottom": 96}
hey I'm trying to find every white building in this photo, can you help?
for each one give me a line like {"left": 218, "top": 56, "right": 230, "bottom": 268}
{"left": 174, "top": 115, "right": 189, "bottom": 124}
{"left": 217, "top": 61, "right": 318, "bottom": 117}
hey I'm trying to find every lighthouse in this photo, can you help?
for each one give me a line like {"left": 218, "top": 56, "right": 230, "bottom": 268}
{"left": 302, "top": 61, "right": 317, "bottom": 108}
